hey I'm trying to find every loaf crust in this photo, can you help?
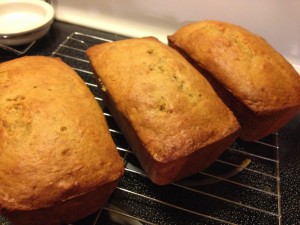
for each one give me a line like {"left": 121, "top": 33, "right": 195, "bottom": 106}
{"left": 168, "top": 20, "right": 300, "bottom": 141}
{"left": 87, "top": 37, "right": 240, "bottom": 185}
{"left": 0, "top": 56, "right": 124, "bottom": 225}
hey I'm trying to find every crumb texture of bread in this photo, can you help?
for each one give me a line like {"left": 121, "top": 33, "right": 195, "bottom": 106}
{"left": 168, "top": 20, "right": 300, "bottom": 141}
{"left": 87, "top": 37, "right": 240, "bottom": 184}
{"left": 0, "top": 56, "right": 124, "bottom": 224}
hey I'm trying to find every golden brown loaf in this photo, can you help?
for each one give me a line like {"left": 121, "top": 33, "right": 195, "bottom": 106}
{"left": 0, "top": 56, "right": 124, "bottom": 225}
{"left": 168, "top": 20, "right": 300, "bottom": 141}
{"left": 87, "top": 37, "right": 240, "bottom": 185}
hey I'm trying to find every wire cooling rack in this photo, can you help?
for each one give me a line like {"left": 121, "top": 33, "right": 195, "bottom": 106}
{"left": 51, "top": 32, "right": 282, "bottom": 225}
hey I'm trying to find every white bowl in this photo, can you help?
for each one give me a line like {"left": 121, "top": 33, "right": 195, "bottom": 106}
{"left": 0, "top": 0, "right": 54, "bottom": 46}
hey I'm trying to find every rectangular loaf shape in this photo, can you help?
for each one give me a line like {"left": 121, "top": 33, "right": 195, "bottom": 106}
{"left": 0, "top": 56, "right": 124, "bottom": 225}
{"left": 87, "top": 37, "right": 240, "bottom": 185}
{"left": 168, "top": 20, "right": 300, "bottom": 141}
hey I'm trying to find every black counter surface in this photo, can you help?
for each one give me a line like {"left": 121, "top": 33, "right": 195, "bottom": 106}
{"left": 0, "top": 20, "right": 300, "bottom": 225}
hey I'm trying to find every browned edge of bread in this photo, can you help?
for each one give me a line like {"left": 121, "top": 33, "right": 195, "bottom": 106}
{"left": 0, "top": 56, "right": 124, "bottom": 225}
{"left": 96, "top": 79, "right": 239, "bottom": 185}
{"left": 168, "top": 43, "right": 300, "bottom": 141}
{"left": 168, "top": 20, "right": 300, "bottom": 141}
{"left": 87, "top": 37, "right": 240, "bottom": 185}
{"left": 2, "top": 181, "right": 118, "bottom": 225}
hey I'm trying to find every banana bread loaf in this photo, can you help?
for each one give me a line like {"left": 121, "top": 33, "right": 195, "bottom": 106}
{"left": 87, "top": 37, "right": 240, "bottom": 185}
{"left": 0, "top": 56, "right": 124, "bottom": 225}
{"left": 168, "top": 20, "right": 300, "bottom": 141}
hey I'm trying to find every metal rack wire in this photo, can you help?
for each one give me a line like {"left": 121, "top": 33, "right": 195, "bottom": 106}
{"left": 0, "top": 41, "right": 36, "bottom": 55}
{"left": 51, "top": 32, "right": 281, "bottom": 225}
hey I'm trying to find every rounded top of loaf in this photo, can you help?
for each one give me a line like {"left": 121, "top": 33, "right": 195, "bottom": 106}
{"left": 168, "top": 20, "right": 300, "bottom": 115}
{"left": 0, "top": 56, "right": 124, "bottom": 211}
{"left": 87, "top": 37, "right": 240, "bottom": 163}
